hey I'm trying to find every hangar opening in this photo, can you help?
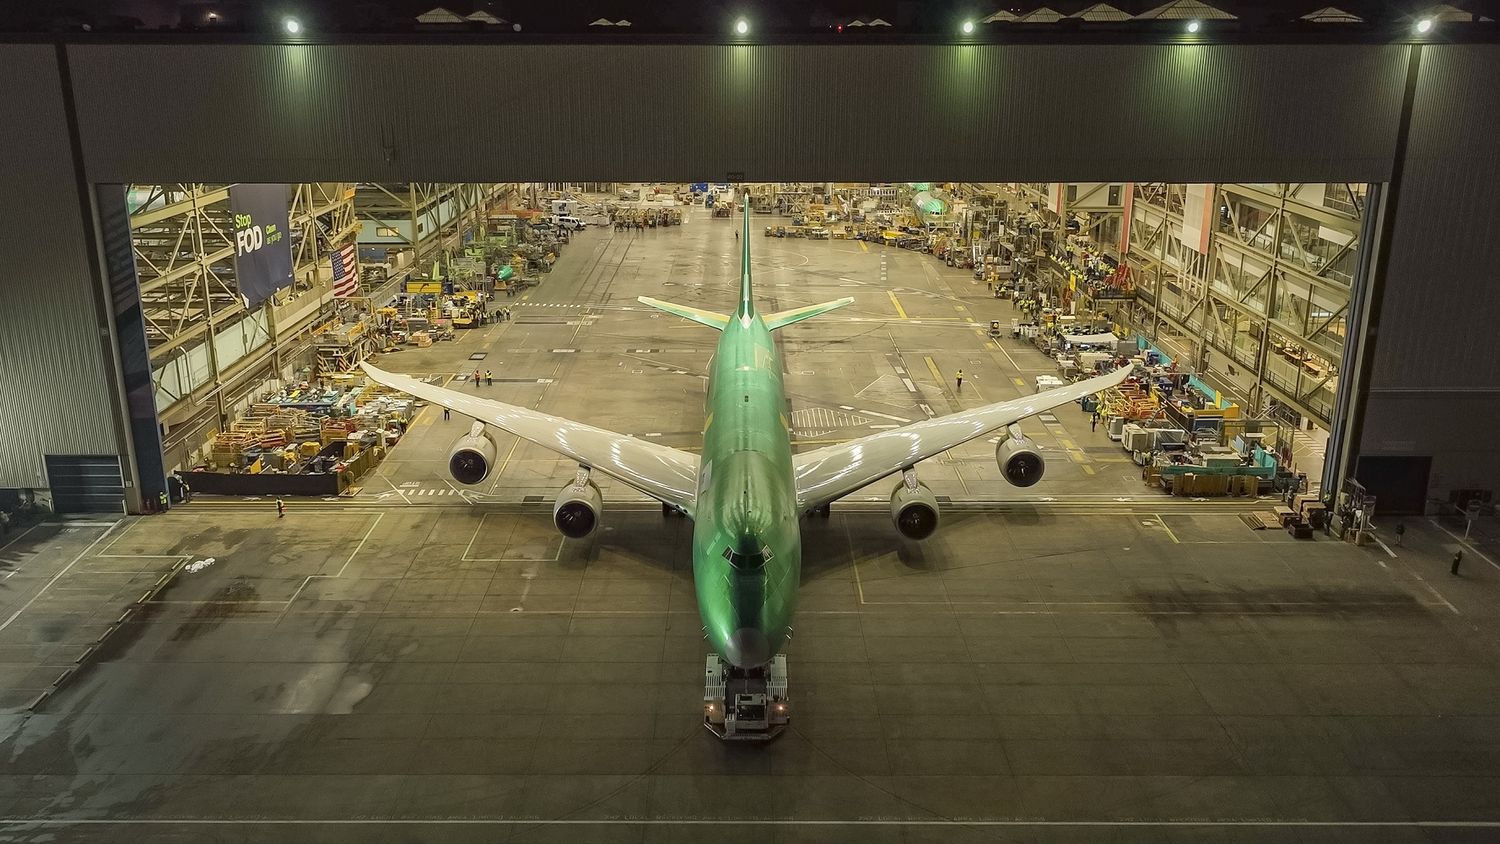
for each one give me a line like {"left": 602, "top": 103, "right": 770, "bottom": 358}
{"left": 115, "top": 181, "right": 1368, "bottom": 514}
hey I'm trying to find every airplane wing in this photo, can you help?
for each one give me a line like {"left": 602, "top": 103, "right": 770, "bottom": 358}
{"left": 637, "top": 296, "right": 730, "bottom": 331}
{"left": 361, "top": 363, "right": 699, "bottom": 513}
{"left": 792, "top": 366, "right": 1132, "bottom": 511}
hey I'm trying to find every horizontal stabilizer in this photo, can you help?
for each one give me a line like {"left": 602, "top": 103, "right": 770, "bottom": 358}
{"left": 763, "top": 297, "right": 855, "bottom": 331}
{"left": 637, "top": 296, "right": 731, "bottom": 331}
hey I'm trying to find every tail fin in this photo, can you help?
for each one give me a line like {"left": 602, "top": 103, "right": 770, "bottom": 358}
{"left": 737, "top": 193, "right": 754, "bottom": 318}
{"left": 637, "top": 296, "right": 730, "bottom": 331}
{"left": 763, "top": 297, "right": 856, "bottom": 331}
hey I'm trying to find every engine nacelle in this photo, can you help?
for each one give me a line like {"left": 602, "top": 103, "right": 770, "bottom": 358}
{"left": 890, "top": 479, "right": 940, "bottom": 541}
{"left": 997, "top": 435, "right": 1046, "bottom": 487}
{"left": 553, "top": 479, "right": 603, "bottom": 539}
{"left": 448, "top": 423, "right": 497, "bottom": 485}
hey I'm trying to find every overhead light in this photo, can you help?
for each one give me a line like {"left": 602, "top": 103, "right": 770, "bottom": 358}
{"left": 1186, "top": 20, "right": 1200, "bottom": 33}
{"left": 962, "top": 20, "right": 974, "bottom": 34}
{"left": 284, "top": 17, "right": 301, "bottom": 34}
{"left": 1415, "top": 18, "right": 1433, "bottom": 34}
{"left": 735, "top": 18, "right": 748, "bottom": 35}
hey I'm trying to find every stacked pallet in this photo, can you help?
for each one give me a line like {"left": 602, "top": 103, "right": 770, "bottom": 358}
{"left": 1240, "top": 512, "right": 1283, "bottom": 530}
{"left": 210, "top": 430, "right": 256, "bottom": 469}
{"left": 321, "top": 417, "right": 355, "bottom": 446}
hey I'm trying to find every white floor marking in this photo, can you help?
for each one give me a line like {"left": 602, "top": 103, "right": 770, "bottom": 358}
{"left": 1428, "top": 518, "right": 1500, "bottom": 571}
{"left": 276, "top": 513, "right": 385, "bottom": 619}
{"left": 0, "top": 521, "right": 120, "bottom": 632}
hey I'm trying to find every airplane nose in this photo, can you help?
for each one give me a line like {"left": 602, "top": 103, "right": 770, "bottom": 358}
{"left": 723, "top": 627, "right": 771, "bottom": 668}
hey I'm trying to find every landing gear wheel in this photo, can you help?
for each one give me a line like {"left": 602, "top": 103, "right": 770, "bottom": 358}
{"left": 662, "top": 502, "right": 675, "bottom": 517}
{"left": 818, "top": 504, "right": 832, "bottom": 518}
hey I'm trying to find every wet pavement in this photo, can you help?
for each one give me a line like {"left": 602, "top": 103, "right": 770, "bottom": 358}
{"left": 0, "top": 502, "right": 1498, "bottom": 841}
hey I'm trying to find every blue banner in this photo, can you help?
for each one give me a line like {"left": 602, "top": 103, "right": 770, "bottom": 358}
{"left": 229, "top": 184, "right": 293, "bottom": 308}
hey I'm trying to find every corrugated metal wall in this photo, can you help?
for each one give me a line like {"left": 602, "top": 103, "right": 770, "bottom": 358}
{"left": 65, "top": 44, "right": 1407, "bottom": 184}
{"left": 4, "top": 39, "right": 1497, "bottom": 502}
{"left": 0, "top": 45, "right": 121, "bottom": 490}
{"left": 1361, "top": 44, "right": 1500, "bottom": 499}
{"left": 1370, "top": 45, "right": 1500, "bottom": 391}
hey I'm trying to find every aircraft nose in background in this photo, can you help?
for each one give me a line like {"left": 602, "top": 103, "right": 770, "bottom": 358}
{"left": 723, "top": 627, "right": 771, "bottom": 668}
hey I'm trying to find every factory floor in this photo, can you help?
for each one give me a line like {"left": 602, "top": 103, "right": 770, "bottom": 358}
{"left": 2, "top": 502, "right": 1499, "bottom": 840}
{"left": 358, "top": 211, "right": 1170, "bottom": 507}
{"left": 4, "top": 213, "right": 1500, "bottom": 840}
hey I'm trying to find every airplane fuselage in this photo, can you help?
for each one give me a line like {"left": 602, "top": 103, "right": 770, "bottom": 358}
{"left": 691, "top": 309, "right": 801, "bottom": 669}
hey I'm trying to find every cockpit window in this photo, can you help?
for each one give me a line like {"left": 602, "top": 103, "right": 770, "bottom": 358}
{"left": 721, "top": 546, "right": 767, "bottom": 568}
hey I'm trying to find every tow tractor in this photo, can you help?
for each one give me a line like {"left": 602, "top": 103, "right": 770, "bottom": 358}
{"left": 703, "top": 654, "right": 790, "bottom": 741}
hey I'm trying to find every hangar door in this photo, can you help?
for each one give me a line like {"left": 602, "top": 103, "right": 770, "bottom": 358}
{"left": 44, "top": 455, "right": 126, "bottom": 514}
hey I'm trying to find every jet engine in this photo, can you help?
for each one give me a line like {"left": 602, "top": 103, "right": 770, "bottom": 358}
{"left": 996, "top": 433, "right": 1046, "bottom": 488}
{"left": 448, "top": 422, "right": 498, "bottom": 485}
{"left": 553, "top": 478, "right": 603, "bottom": 539}
{"left": 890, "top": 477, "right": 940, "bottom": 540}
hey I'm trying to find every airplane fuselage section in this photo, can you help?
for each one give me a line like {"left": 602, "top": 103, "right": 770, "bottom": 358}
{"left": 692, "top": 313, "right": 801, "bottom": 668}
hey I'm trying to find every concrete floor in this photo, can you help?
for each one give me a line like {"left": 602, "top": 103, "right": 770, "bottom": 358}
{"left": 2, "top": 504, "right": 1499, "bottom": 841}
{"left": 3, "top": 212, "right": 1500, "bottom": 840}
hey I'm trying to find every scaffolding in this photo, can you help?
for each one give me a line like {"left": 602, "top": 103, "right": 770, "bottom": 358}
{"left": 354, "top": 183, "right": 517, "bottom": 276}
{"left": 1005, "top": 181, "right": 1362, "bottom": 433}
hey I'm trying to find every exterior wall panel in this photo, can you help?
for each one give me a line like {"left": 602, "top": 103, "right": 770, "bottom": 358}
{"left": 0, "top": 45, "right": 119, "bottom": 490}
{"left": 66, "top": 44, "right": 1407, "bottom": 184}
{"left": 1, "top": 39, "right": 1495, "bottom": 505}
{"left": 1361, "top": 44, "right": 1500, "bottom": 504}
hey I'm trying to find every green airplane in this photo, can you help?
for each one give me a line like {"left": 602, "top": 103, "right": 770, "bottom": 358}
{"left": 362, "top": 196, "right": 1130, "bottom": 739}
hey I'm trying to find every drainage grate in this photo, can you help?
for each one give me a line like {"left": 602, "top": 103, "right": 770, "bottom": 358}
{"left": 522, "top": 495, "right": 545, "bottom": 503}
{"left": 468, "top": 352, "right": 488, "bottom": 361}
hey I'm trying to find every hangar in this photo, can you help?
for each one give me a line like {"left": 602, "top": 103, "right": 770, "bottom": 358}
{"left": 2, "top": 2, "right": 1500, "bottom": 837}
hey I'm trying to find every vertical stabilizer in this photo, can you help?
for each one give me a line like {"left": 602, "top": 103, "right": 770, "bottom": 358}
{"left": 738, "top": 192, "right": 754, "bottom": 318}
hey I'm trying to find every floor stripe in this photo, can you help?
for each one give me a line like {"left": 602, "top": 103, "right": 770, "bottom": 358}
{"left": 888, "top": 291, "right": 908, "bottom": 320}
{"left": 923, "top": 355, "right": 945, "bottom": 389}
{"left": 0, "top": 521, "right": 120, "bottom": 632}
{"left": 1428, "top": 518, "right": 1500, "bottom": 571}
{"left": 1155, "top": 515, "right": 1180, "bottom": 544}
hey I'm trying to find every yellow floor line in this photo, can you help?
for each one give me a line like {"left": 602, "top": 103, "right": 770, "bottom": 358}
{"left": 888, "top": 291, "right": 908, "bottom": 320}
{"left": 924, "top": 355, "right": 945, "bottom": 387}
{"left": 1082, "top": 464, "right": 1097, "bottom": 476}
{"left": 859, "top": 241, "right": 869, "bottom": 253}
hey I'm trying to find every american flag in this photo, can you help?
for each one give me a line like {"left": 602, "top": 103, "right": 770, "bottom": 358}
{"left": 331, "top": 242, "right": 359, "bottom": 298}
